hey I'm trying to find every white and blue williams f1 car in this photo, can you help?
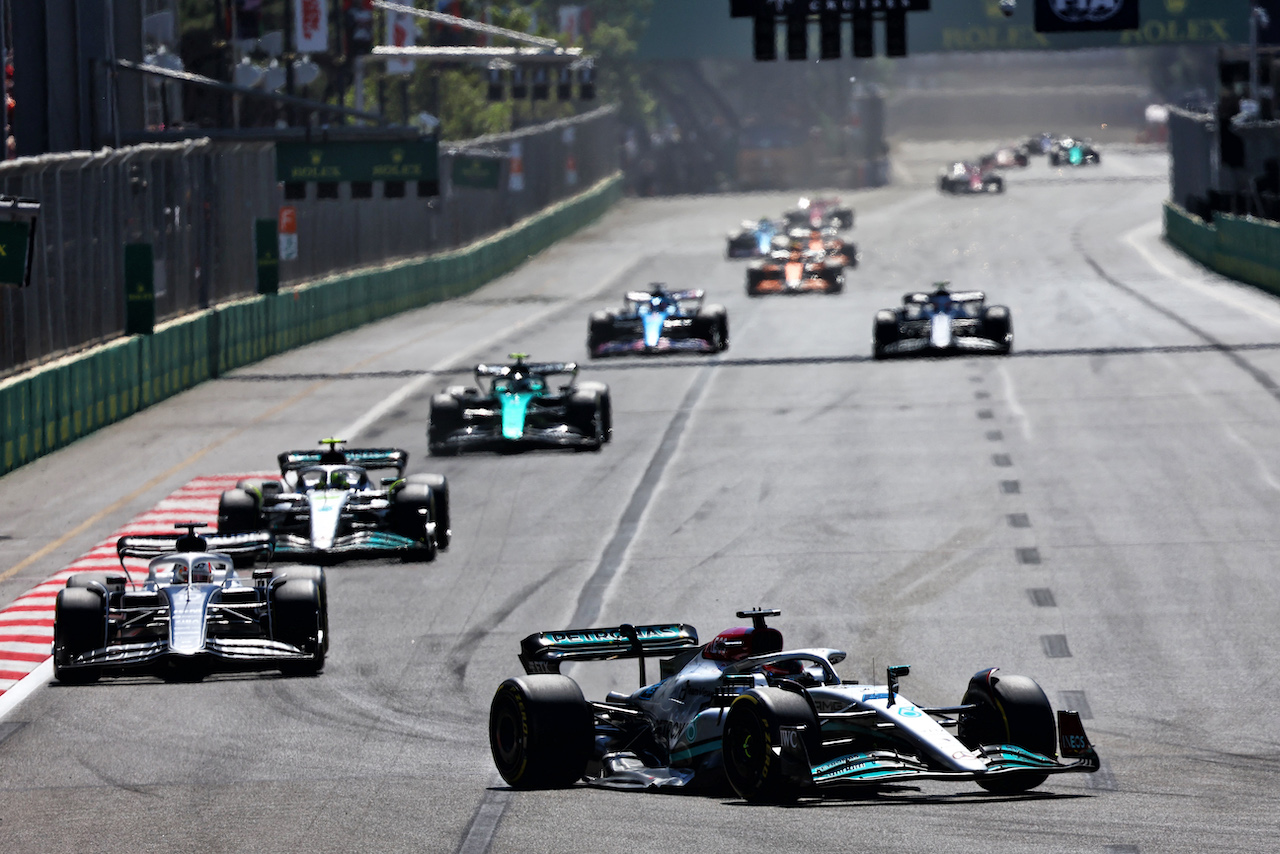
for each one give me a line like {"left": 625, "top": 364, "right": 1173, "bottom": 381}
{"left": 52, "top": 524, "right": 327, "bottom": 683}
{"left": 873, "top": 283, "right": 1013, "bottom": 359}
{"left": 489, "top": 609, "right": 1098, "bottom": 802}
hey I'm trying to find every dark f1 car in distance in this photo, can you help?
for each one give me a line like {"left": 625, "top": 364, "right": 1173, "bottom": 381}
{"left": 782, "top": 196, "right": 854, "bottom": 231}
{"left": 428, "top": 354, "right": 611, "bottom": 454}
{"left": 726, "top": 218, "right": 782, "bottom": 259}
{"left": 588, "top": 286, "right": 728, "bottom": 357}
{"left": 53, "top": 524, "right": 327, "bottom": 683}
{"left": 217, "top": 440, "right": 450, "bottom": 564}
{"left": 746, "top": 244, "right": 844, "bottom": 296}
{"left": 873, "top": 283, "right": 1013, "bottom": 359}
{"left": 488, "top": 609, "right": 1098, "bottom": 802}
{"left": 1049, "top": 137, "right": 1100, "bottom": 166}
{"left": 938, "top": 161, "right": 1004, "bottom": 194}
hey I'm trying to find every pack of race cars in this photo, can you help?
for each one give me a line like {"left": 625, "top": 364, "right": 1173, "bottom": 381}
{"left": 49, "top": 174, "right": 1094, "bottom": 806}
{"left": 939, "top": 133, "right": 1100, "bottom": 195}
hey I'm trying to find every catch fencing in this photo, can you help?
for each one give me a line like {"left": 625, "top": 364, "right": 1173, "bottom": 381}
{"left": 0, "top": 106, "right": 619, "bottom": 377}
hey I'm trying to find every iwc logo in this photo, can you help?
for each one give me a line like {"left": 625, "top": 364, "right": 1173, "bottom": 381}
{"left": 1048, "top": 0, "right": 1127, "bottom": 24}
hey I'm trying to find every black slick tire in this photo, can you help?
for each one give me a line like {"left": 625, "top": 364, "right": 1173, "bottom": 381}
{"left": 428, "top": 394, "right": 463, "bottom": 456}
{"left": 489, "top": 675, "right": 592, "bottom": 789}
{"left": 722, "top": 687, "right": 818, "bottom": 804}
{"left": 54, "top": 587, "right": 106, "bottom": 684}
{"left": 218, "top": 488, "right": 262, "bottom": 534}
{"left": 271, "top": 579, "right": 326, "bottom": 676}
{"left": 406, "top": 473, "right": 450, "bottom": 549}
{"left": 958, "top": 667, "right": 1057, "bottom": 793}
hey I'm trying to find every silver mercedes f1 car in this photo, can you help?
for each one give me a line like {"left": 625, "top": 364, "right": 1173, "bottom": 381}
{"left": 217, "top": 440, "right": 450, "bottom": 563}
{"left": 489, "top": 609, "right": 1098, "bottom": 802}
{"left": 873, "top": 283, "right": 1013, "bottom": 359}
{"left": 52, "top": 524, "right": 327, "bottom": 683}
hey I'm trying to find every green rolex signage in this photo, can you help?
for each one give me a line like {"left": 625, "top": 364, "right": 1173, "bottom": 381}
{"left": 124, "top": 243, "right": 155, "bottom": 336}
{"left": 276, "top": 139, "right": 440, "bottom": 184}
{"left": 254, "top": 218, "right": 279, "bottom": 295}
{"left": 452, "top": 155, "right": 502, "bottom": 190}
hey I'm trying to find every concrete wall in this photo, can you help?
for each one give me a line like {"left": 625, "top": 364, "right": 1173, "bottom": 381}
{"left": 0, "top": 173, "right": 622, "bottom": 476}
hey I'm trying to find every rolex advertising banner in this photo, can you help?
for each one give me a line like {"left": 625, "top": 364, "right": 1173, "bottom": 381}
{"left": 295, "top": 0, "right": 328, "bottom": 52}
{"left": 453, "top": 155, "right": 502, "bottom": 190}
{"left": 637, "top": 0, "right": 1249, "bottom": 58}
{"left": 1036, "top": 0, "right": 1139, "bottom": 32}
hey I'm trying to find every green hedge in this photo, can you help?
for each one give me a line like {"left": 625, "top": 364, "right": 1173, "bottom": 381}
{"left": 1164, "top": 200, "right": 1280, "bottom": 297}
{"left": 0, "top": 173, "right": 622, "bottom": 476}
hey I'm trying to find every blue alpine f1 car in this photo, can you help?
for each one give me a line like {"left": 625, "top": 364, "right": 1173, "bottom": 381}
{"left": 428, "top": 354, "right": 611, "bottom": 454}
{"left": 489, "top": 609, "right": 1099, "bottom": 802}
{"left": 726, "top": 218, "right": 782, "bottom": 259}
{"left": 588, "top": 286, "right": 729, "bottom": 358}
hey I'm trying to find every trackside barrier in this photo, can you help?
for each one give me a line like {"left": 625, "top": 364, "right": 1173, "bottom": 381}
{"left": 0, "top": 173, "right": 622, "bottom": 476}
{"left": 1163, "top": 200, "right": 1280, "bottom": 295}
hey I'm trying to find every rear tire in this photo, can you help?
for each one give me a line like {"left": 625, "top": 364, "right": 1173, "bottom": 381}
{"left": 489, "top": 675, "right": 593, "bottom": 789}
{"left": 218, "top": 488, "right": 262, "bottom": 534}
{"left": 958, "top": 668, "right": 1057, "bottom": 793}
{"left": 54, "top": 587, "right": 106, "bottom": 684}
{"left": 723, "top": 687, "right": 818, "bottom": 804}
{"left": 587, "top": 310, "right": 615, "bottom": 357}
{"left": 428, "top": 394, "right": 463, "bottom": 456}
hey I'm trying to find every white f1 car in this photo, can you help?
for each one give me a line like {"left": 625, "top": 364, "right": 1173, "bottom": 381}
{"left": 489, "top": 609, "right": 1098, "bottom": 802}
{"left": 53, "top": 524, "right": 327, "bottom": 683}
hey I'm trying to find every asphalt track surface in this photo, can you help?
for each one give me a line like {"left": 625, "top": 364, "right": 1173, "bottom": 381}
{"left": 2, "top": 144, "right": 1279, "bottom": 853}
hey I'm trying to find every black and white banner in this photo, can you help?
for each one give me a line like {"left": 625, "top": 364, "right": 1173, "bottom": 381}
{"left": 1035, "top": 0, "right": 1139, "bottom": 33}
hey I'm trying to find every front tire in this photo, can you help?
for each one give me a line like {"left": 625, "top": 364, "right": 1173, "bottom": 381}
{"left": 489, "top": 675, "right": 593, "bottom": 789}
{"left": 958, "top": 667, "right": 1057, "bottom": 793}
{"left": 271, "top": 579, "right": 326, "bottom": 676}
{"left": 218, "top": 488, "right": 262, "bottom": 534}
{"left": 722, "top": 687, "right": 818, "bottom": 804}
{"left": 53, "top": 587, "right": 107, "bottom": 684}
{"left": 406, "top": 474, "right": 451, "bottom": 549}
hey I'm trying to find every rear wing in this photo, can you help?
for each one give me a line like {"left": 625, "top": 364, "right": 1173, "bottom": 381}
{"left": 519, "top": 623, "right": 699, "bottom": 678}
{"left": 117, "top": 532, "right": 274, "bottom": 563}
{"left": 277, "top": 447, "right": 408, "bottom": 475}
{"left": 624, "top": 289, "right": 704, "bottom": 304}
{"left": 476, "top": 362, "right": 578, "bottom": 384}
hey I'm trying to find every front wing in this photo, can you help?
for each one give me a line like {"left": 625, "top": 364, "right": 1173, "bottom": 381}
{"left": 431, "top": 422, "right": 598, "bottom": 453}
{"left": 273, "top": 530, "right": 432, "bottom": 562}
{"left": 58, "top": 635, "right": 315, "bottom": 677}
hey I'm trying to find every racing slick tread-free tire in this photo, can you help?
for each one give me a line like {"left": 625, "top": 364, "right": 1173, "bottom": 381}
{"left": 218, "top": 488, "right": 262, "bottom": 534}
{"left": 587, "top": 310, "right": 616, "bottom": 356}
{"left": 872, "top": 310, "right": 899, "bottom": 360}
{"left": 391, "top": 484, "right": 439, "bottom": 562}
{"left": 958, "top": 668, "right": 1057, "bottom": 794}
{"left": 271, "top": 579, "right": 326, "bottom": 676}
{"left": 981, "top": 305, "right": 1014, "bottom": 354}
{"left": 723, "top": 687, "right": 819, "bottom": 804}
{"left": 54, "top": 587, "right": 107, "bottom": 684}
{"left": 697, "top": 305, "right": 730, "bottom": 352}
{"left": 271, "top": 567, "right": 329, "bottom": 651}
{"left": 570, "top": 384, "right": 610, "bottom": 447}
{"left": 406, "top": 473, "right": 451, "bottom": 550}
{"left": 489, "top": 675, "right": 593, "bottom": 789}
{"left": 428, "top": 394, "right": 463, "bottom": 456}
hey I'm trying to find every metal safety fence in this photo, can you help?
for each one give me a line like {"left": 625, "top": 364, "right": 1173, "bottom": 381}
{"left": 0, "top": 106, "right": 618, "bottom": 377}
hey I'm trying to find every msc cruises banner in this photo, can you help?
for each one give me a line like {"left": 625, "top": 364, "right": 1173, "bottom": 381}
{"left": 1035, "top": 0, "right": 1139, "bottom": 33}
